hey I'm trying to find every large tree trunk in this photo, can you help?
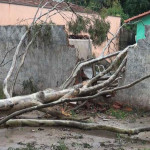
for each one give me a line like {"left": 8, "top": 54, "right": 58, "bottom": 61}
{"left": 0, "top": 89, "right": 71, "bottom": 111}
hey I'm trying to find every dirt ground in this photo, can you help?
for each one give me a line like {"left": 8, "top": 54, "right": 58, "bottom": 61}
{"left": 1, "top": 110, "right": 150, "bottom": 150}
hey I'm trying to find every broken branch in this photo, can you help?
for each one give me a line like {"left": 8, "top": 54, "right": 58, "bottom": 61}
{"left": 4, "top": 119, "right": 150, "bottom": 135}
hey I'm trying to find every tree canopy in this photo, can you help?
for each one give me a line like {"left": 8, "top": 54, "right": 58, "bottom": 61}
{"left": 121, "top": 0, "right": 150, "bottom": 17}
{"left": 65, "top": 0, "right": 150, "bottom": 20}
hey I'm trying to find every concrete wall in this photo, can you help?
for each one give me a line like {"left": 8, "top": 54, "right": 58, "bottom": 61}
{"left": 69, "top": 39, "right": 92, "bottom": 60}
{"left": 114, "top": 25, "right": 150, "bottom": 110}
{"left": 0, "top": 25, "right": 77, "bottom": 94}
{"left": 119, "top": 27, "right": 135, "bottom": 50}
{"left": 0, "top": 2, "right": 121, "bottom": 58}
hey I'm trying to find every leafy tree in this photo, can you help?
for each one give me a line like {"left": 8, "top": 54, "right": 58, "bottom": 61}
{"left": 101, "top": 0, "right": 128, "bottom": 22}
{"left": 88, "top": 18, "right": 110, "bottom": 45}
{"left": 65, "top": 0, "right": 90, "bottom": 7}
{"left": 120, "top": 0, "right": 150, "bottom": 17}
{"left": 65, "top": 0, "right": 117, "bottom": 12}
{"left": 68, "top": 16, "right": 110, "bottom": 46}
{"left": 68, "top": 16, "right": 89, "bottom": 35}
{"left": 66, "top": 0, "right": 150, "bottom": 18}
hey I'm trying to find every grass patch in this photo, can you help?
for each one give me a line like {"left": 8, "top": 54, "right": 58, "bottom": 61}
{"left": 71, "top": 142, "right": 93, "bottom": 149}
{"left": 106, "top": 108, "right": 130, "bottom": 119}
{"left": 83, "top": 143, "right": 93, "bottom": 148}
{"left": 71, "top": 142, "right": 79, "bottom": 147}
{"left": 51, "top": 141, "right": 68, "bottom": 150}
{"left": 70, "top": 110, "right": 77, "bottom": 118}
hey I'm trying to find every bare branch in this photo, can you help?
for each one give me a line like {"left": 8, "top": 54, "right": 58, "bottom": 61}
{"left": 3, "top": 30, "right": 29, "bottom": 98}
{"left": 10, "top": 32, "right": 39, "bottom": 96}
{"left": 0, "top": 46, "right": 16, "bottom": 67}
{"left": 84, "top": 44, "right": 134, "bottom": 88}
{"left": 100, "top": 23, "right": 126, "bottom": 57}
{"left": 3, "top": 0, "right": 65, "bottom": 98}
{"left": 80, "top": 56, "right": 127, "bottom": 95}
{"left": 61, "top": 51, "right": 120, "bottom": 89}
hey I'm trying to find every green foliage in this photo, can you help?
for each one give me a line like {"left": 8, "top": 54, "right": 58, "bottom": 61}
{"left": 65, "top": 0, "right": 117, "bottom": 11}
{"left": 87, "top": 0, "right": 102, "bottom": 12}
{"left": 88, "top": 18, "right": 110, "bottom": 46}
{"left": 30, "top": 23, "right": 52, "bottom": 44}
{"left": 70, "top": 110, "right": 77, "bottom": 117}
{"left": 87, "top": 0, "right": 118, "bottom": 12}
{"left": 65, "top": 0, "right": 94, "bottom": 7}
{"left": 68, "top": 16, "right": 110, "bottom": 46}
{"left": 101, "top": 0, "right": 129, "bottom": 22}
{"left": 106, "top": 108, "right": 129, "bottom": 119}
{"left": 68, "top": 16, "right": 89, "bottom": 34}
{"left": 66, "top": 0, "right": 150, "bottom": 28}
{"left": 121, "top": 0, "right": 150, "bottom": 18}
{"left": 28, "top": 21, "right": 55, "bottom": 47}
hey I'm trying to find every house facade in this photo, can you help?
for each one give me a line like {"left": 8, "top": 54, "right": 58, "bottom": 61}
{"left": 125, "top": 11, "right": 150, "bottom": 42}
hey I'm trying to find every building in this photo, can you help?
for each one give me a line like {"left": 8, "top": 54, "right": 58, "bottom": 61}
{"left": 0, "top": 0, "right": 121, "bottom": 57}
{"left": 125, "top": 10, "right": 150, "bottom": 42}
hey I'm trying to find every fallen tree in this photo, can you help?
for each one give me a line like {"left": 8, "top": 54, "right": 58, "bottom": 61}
{"left": 1, "top": 72, "right": 150, "bottom": 126}
{"left": 0, "top": 50, "right": 122, "bottom": 112}
{"left": 0, "top": 0, "right": 149, "bottom": 135}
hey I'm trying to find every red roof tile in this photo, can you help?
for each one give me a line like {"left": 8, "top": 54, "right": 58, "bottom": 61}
{"left": 124, "top": 10, "right": 150, "bottom": 23}
{"left": 0, "top": 0, "right": 88, "bottom": 13}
